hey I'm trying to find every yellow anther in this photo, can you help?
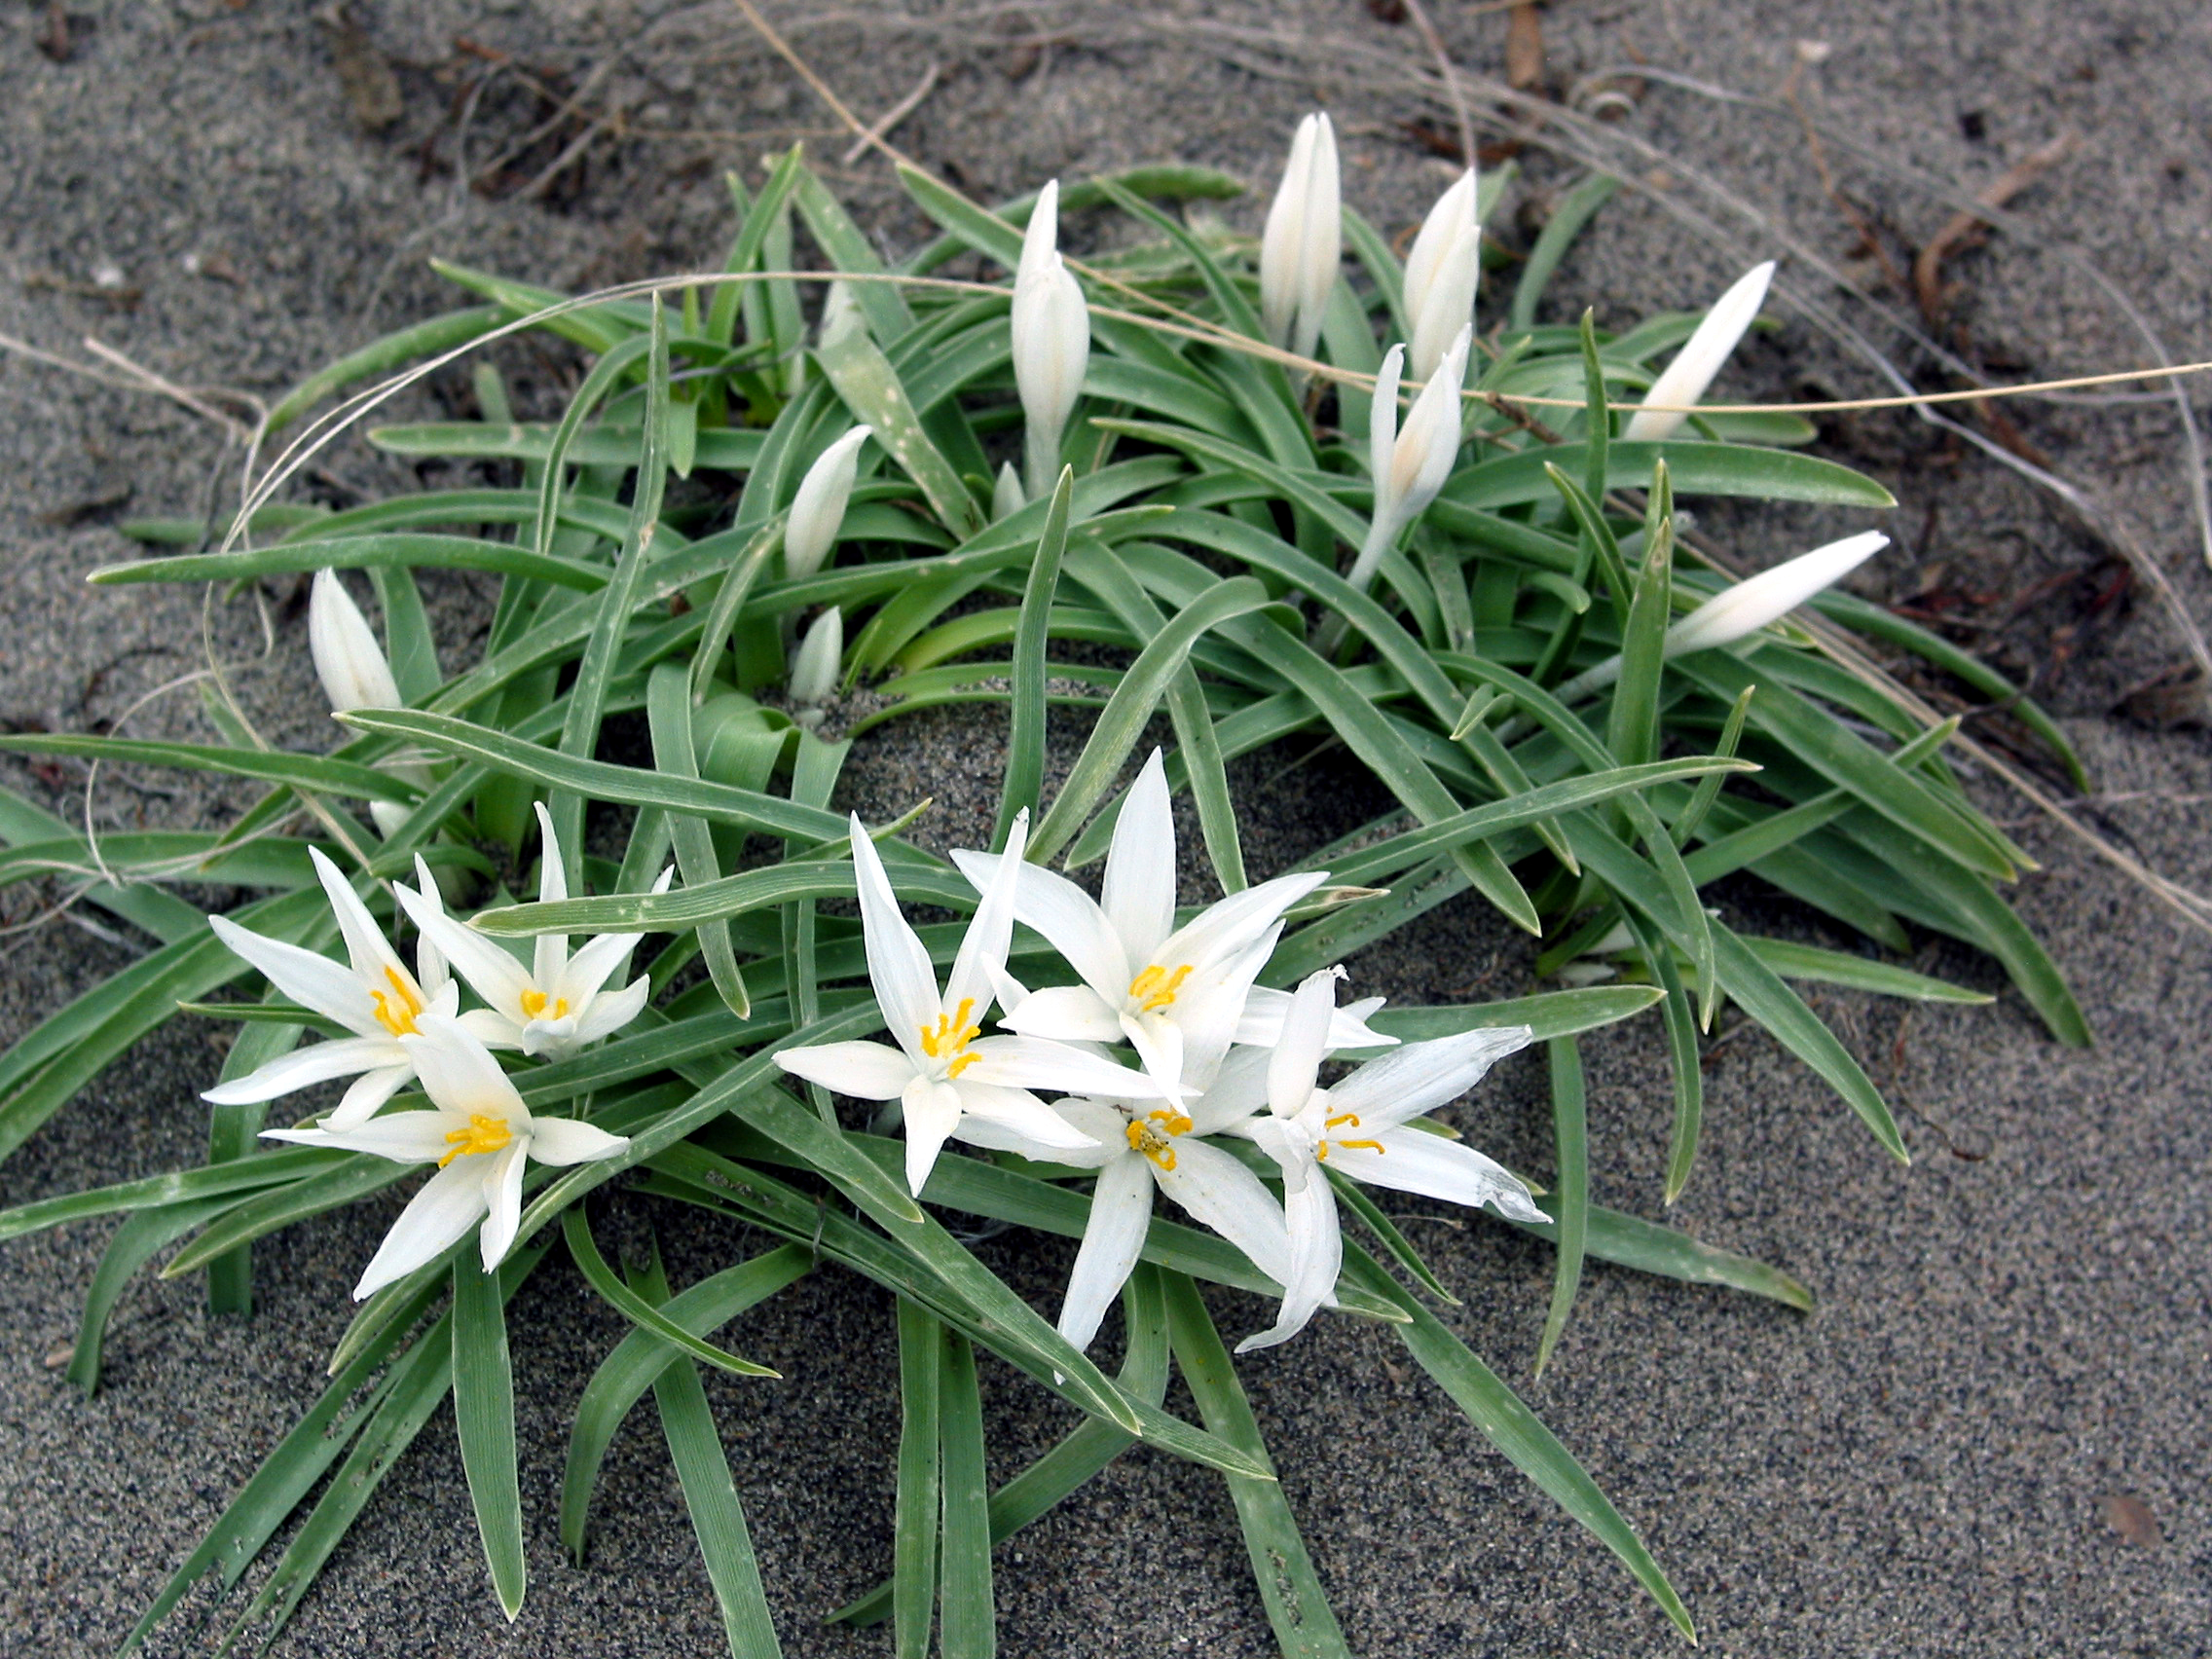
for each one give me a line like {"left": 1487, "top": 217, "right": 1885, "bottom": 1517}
{"left": 919, "top": 999, "right": 981, "bottom": 1075}
{"left": 1124, "top": 1118, "right": 1178, "bottom": 1172}
{"left": 1325, "top": 1112, "right": 1363, "bottom": 1129}
{"left": 1333, "top": 1138, "right": 1385, "bottom": 1156}
{"left": 370, "top": 966, "right": 424, "bottom": 1038}
{"left": 1127, "top": 963, "right": 1193, "bottom": 1013}
{"left": 1147, "top": 1108, "right": 1194, "bottom": 1136}
{"left": 519, "top": 987, "right": 571, "bottom": 1021}
{"left": 438, "top": 1113, "right": 515, "bottom": 1167}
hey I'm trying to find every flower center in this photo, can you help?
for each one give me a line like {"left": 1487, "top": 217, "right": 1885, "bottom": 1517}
{"left": 1126, "top": 963, "right": 1194, "bottom": 1014}
{"left": 1124, "top": 1107, "right": 1194, "bottom": 1171}
{"left": 1314, "top": 1111, "right": 1384, "bottom": 1162}
{"left": 370, "top": 966, "right": 425, "bottom": 1038}
{"left": 917, "top": 998, "right": 983, "bottom": 1079}
{"left": 519, "top": 987, "right": 571, "bottom": 1021}
{"left": 438, "top": 1113, "right": 515, "bottom": 1167}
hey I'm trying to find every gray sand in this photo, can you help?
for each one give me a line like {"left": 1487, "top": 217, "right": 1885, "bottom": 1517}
{"left": 3, "top": 4, "right": 2208, "bottom": 1655}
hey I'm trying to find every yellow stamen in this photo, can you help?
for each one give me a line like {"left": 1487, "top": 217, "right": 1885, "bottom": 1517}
{"left": 519, "top": 987, "right": 571, "bottom": 1021}
{"left": 1124, "top": 1118, "right": 1179, "bottom": 1172}
{"left": 1334, "top": 1138, "right": 1384, "bottom": 1155}
{"left": 1126, "top": 963, "right": 1194, "bottom": 1013}
{"left": 1325, "top": 1112, "right": 1363, "bottom": 1129}
{"left": 918, "top": 999, "right": 983, "bottom": 1077}
{"left": 1147, "top": 1108, "right": 1194, "bottom": 1135}
{"left": 370, "top": 965, "right": 425, "bottom": 1038}
{"left": 438, "top": 1113, "right": 514, "bottom": 1167}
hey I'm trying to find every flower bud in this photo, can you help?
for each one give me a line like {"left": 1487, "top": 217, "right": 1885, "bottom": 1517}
{"left": 784, "top": 424, "right": 873, "bottom": 583}
{"left": 1622, "top": 261, "right": 1776, "bottom": 442}
{"left": 309, "top": 569, "right": 401, "bottom": 716}
{"left": 1012, "top": 178, "right": 1090, "bottom": 498}
{"left": 991, "top": 461, "right": 1025, "bottom": 522}
{"left": 819, "top": 278, "right": 867, "bottom": 350}
{"left": 1343, "top": 327, "right": 1472, "bottom": 603}
{"left": 1258, "top": 112, "right": 1341, "bottom": 364}
{"left": 789, "top": 606, "right": 843, "bottom": 718}
{"left": 1402, "top": 169, "right": 1482, "bottom": 381}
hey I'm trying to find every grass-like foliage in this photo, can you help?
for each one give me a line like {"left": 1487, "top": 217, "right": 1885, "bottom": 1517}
{"left": 0, "top": 134, "right": 2085, "bottom": 1657}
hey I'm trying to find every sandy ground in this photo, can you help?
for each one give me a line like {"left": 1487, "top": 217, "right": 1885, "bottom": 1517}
{"left": 3, "top": 3, "right": 2209, "bottom": 1654}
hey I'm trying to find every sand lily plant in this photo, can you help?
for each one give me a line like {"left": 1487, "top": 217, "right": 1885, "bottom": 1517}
{"left": 0, "top": 123, "right": 2092, "bottom": 1659}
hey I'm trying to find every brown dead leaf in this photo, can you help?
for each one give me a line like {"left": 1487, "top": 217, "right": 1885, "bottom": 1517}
{"left": 1505, "top": 3, "right": 1545, "bottom": 95}
{"left": 2099, "top": 1493, "right": 2163, "bottom": 1549}
{"left": 1913, "top": 131, "right": 2079, "bottom": 322}
{"left": 315, "top": 4, "right": 405, "bottom": 133}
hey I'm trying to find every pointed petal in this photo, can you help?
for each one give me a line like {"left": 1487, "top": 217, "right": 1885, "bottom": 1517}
{"left": 1165, "top": 925, "right": 1281, "bottom": 1095}
{"left": 901, "top": 1075, "right": 963, "bottom": 1195}
{"left": 1269, "top": 968, "right": 1342, "bottom": 1118}
{"left": 953, "top": 1098, "right": 1121, "bottom": 1167}
{"left": 1368, "top": 343, "right": 1404, "bottom": 523}
{"left": 1153, "top": 1136, "right": 1293, "bottom": 1285}
{"left": 325, "top": 1063, "right": 416, "bottom": 1129}
{"left": 207, "top": 913, "right": 379, "bottom": 1037}
{"left": 309, "top": 569, "right": 402, "bottom": 715}
{"left": 1058, "top": 1153, "right": 1155, "bottom": 1353}
{"left": 950, "top": 849, "right": 1129, "bottom": 1003}
{"left": 401, "top": 1013, "right": 531, "bottom": 1124}
{"left": 526, "top": 1116, "right": 631, "bottom": 1167}
{"left": 1235, "top": 1156, "right": 1339, "bottom": 1353}
{"left": 557, "top": 925, "right": 644, "bottom": 1009}
{"left": 1235, "top": 986, "right": 1397, "bottom": 1051}
{"left": 477, "top": 1139, "right": 531, "bottom": 1271}
{"left": 964, "top": 1034, "right": 1164, "bottom": 1099}
{"left": 571, "top": 975, "right": 651, "bottom": 1045}
{"left": 352, "top": 1159, "right": 488, "bottom": 1298}
{"left": 200, "top": 1035, "right": 404, "bottom": 1105}
{"left": 1187, "top": 1045, "right": 1270, "bottom": 1136}
{"left": 1119, "top": 1012, "right": 1187, "bottom": 1106}
{"left": 391, "top": 880, "right": 534, "bottom": 1018}
{"left": 531, "top": 800, "right": 571, "bottom": 988}
{"left": 852, "top": 816, "right": 941, "bottom": 1064}
{"left": 775, "top": 1040, "right": 918, "bottom": 1101}
{"left": 1153, "top": 870, "right": 1324, "bottom": 977}
{"left": 456, "top": 1008, "right": 527, "bottom": 1051}
{"left": 998, "top": 982, "right": 1124, "bottom": 1045}
{"left": 1326, "top": 1024, "right": 1534, "bottom": 1129}
{"left": 1101, "top": 751, "right": 1178, "bottom": 965}
{"left": 309, "top": 846, "right": 409, "bottom": 990}
{"left": 408, "top": 856, "right": 450, "bottom": 997}
{"left": 1624, "top": 260, "right": 1776, "bottom": 442}
{"left": 951, "top": 1081, "right": 1101, "bottom": 1150}
{"left": 945, "top": 808, "right": 1028, "bottom": 1016}
{"left": 1326, "top": 1127, "right": 1544, "bottom": 1221}
{"left": 263, "top": 1109, "right": 455, "bottom": 1162}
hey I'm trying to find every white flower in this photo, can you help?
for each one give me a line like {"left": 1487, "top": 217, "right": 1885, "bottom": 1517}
{"left": 1258, "top": 112, "right": 1341, "bottom": 364}
{"left": 784, "top": 425, "right": 873, "bottom": 584}
{"left": 1217, "top": 968, "right": 1539, "bottom": 1352}
{"left": 309, "top": 569, "right": 429, "bottom": 837}
{"left": 1552, "top": 531, "right": 1890, "bottom": 703}
{"left": 775, "top": 808, "right": 1142, "bottom": 1196}
{"left": 1012, "top": 178, "right": 1091, "bottom": 498}
{"left": 203, "top": 846, "right": 458, "bottom": 1129}
{"left": 1622, "top": 261, "right": 1777, "bottom": 443}
{"left": 991, "top": 460, "right": 1025, "bottom": 522}
{"left": 951, "top": 749, "right": 1326, "bottom": 1100}
{"left": 789, "top": 606, "right": 843, "bottom": 718}
{"left": 958, "top": 1092, "right": 1293, "bottom": 1354}
{"left": 393, "top": 802, "right": 668, "bottom": 1062}
{"left": 264, "top": 1012, "right": 628, "bottom": 1298}
{"left": 1402, "top": 168, "right": 1483, "bottom": 382}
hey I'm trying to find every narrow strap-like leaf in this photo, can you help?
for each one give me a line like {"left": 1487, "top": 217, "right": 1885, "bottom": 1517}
{"left": 937, "top": 1326, "right": 995, "bottom": 1659}
{"left": 1535, "top": 1036, "right": 1590, "bottom": 1377}
{"left": 452, "top": 1254, "right": 528, "bottom": 1621}
{"left": 995, "top": 466, "right": 1073, "bottom": 847}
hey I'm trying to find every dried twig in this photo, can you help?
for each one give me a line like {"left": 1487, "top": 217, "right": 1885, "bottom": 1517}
{"left": 841, "top": 59, "right": 941, "bottom": 166}
{"left": 1913, "top": 131, "right": 2079, "bottom": 323}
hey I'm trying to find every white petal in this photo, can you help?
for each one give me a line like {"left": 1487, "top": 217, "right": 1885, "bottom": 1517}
{"left": 1664, "top": 532, "right": 1890, "bottom": 657}
{"left": 308, "top": 569, "right": 401, "bottom": 716}
{"left": 1058, "top": 1153, "right": 1155, "bottom": 1353}
{"left": 325, "top": 1063, "right": 416, "bottom": 1130}
{"left": 1235, "top": 986, "right": 1396, "bottom": 1051}
{"left": 953, "top": 1098, "right": 1121, "bottom": 1167}
{"left": 998, "top": 982, "right": 1124, "bottom": 1045}
{"left": 1165, "top": 926, "right": 1281, "bottom": 1095}
{"left": 457, "top": 1008, "right": 528, "bottom": 1051}
{"left": 1153, "top": 871, "right": 1323, "bottom": 978}
{"left": 531, "top": 800, "right": 571, "bottom": 989}
{"left": 1235, "top": 1157, "right": 1340, "bottom": 1353}
{"left": 945, "top": 808, "right": 1028, "bottom": 1018}
{"left": 852, "top": 815, "right": 942, "bottom": 1064}
{"left": 1187, "top": 1046, "right": 1270, "bottom": 1136}
{"left": 352, "top": 1159, "right": 489, "bottom": 1299}
{"left": 476, "top": 1139, "right": 531, "bottom": 1271}
{"left": 1402, "top": 168, "right": 1477, "bottom": 334}
{"left": 901, "top": 1074, "right": 964, "bottom": 1195}
{"left": 1153, "top": 1136, "right": 1293, "bottom": 1286}
{"left": 1408, "top": 220, "right": 1481, "bottom": 384}
{"left": 1259, "top": 114, "right": 1319, "bottom": 349}
{"left": 1269, "top": 968, "right": 1342, "bottom": 1119}
{"left": 1325, "top": 1127, "right": 1544, "bottom": 1222}
{"left": 408, "top": 856, "right": 451, "bottom": 997}
{"left": 201, "top": 1035, "right": 405, "bottom": 1105}
{"left": 391, "top": 880, "right": 535, "bottom": 1018}
{"left": 571, "top": 974, "right": 651, "bottom": 1045}
{"left": 1326, "top": 1023, "right": 1533, "bottom": 1129}
{"left": 308, "top": 846, "right": 409, "bottom": 992}
{"left": 953, "top": 1081, "right": 1101, "bottom": 1150}
{"left": 401, "top": 1013, "right": 531, "bottom": 1124}
{"left": 963, "top": 1034, "right": 1164, "bottom": 1099}
{"left": 950, "top": 849, "right": 1128, "bottom": 1004}
{"left": 526, "top": 1116, "right": 631, "bottom": 1166}
{"left": 775, "top": 1039, "right": 918, "bottom": 1101}
{"left": 1368, "top": 343, "right": 1404, "bottom": 526}
{"left": 1623, "top": 260, "right": 1776, "bottom": 443}
{"left": 263, "top": 1109, "right": 456, "bottom": 1162}
{"left": 207, "top": 913, "right": 379, "bottom": 1037}
{"left": 1100, "top": 750, "right": 1178, "bottom": 966}
{"left": 518, "top": 1015, "right": 582, "bottom": 1061}
{"left": 784, "top": 424, "right": 872, "bottom": 583}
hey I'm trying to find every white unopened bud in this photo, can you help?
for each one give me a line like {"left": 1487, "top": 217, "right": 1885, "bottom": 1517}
{"left": 1554, "top": 531, "right": 1889, "bottom": 703}
{"left": 789, "top": 607, "right": 843, "bottom": 719}
{"left": 309, "top": 569, "right": 401, "bottom": 716}
{"left": 1622, "top": 261, "right": 1776, "bottom": 442}
{"left": 819, "top": 278, "right": 867, "bottom": 350}
{"left": 1012, "top": 179, "right": 1090, "bottom": 498}
{"left": 991, "top": 461, "right": 1025, "bottom": 522}
{"left": 1258, "top": 112, "right": 1341, "bottom": 365}
{"left": 1402, "top": 169, "right": 1482, "bottom": 381}
{"left": 785, "top": 425, "right": 872, "bottom": 583}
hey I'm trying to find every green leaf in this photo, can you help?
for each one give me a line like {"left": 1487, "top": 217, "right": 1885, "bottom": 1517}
{"left": 1509, "top": 171, "right": 1621, "bottom": 333}
{"left": 937, "top": 1326, "right": 996, "bottom": 1659}
{"left": 1511, "top": 1201, "right": 1812, "bottom": 1311}
{"left": 1535, "top": 1037, "right": 1589, "bottom": 1378}
{"left": 892, "top": 1298, "right": 943, "bottom": 1659}
{"left": 265, "top": 306, "right": 507, "bottom": 433}
{"left": 1446, "top": 441, "right": 1898, "bottom": 511}
{"left": 646, "top": 665, "right": 751, "bottom": 1018}
{"left": 997, "top": 466, "right": 1073, "bottom": 846}
{"left": 1607, "top": 461, "right": 1675, "bottom": 770}
{"left": 563, "top": 1205, "right": 780, "bottom": 1378}
{"left": 1161, "top": 1272, "right": 1354, "bottom": 1659}
{"left": 452, "top": 1254, "right": 527, "bottom": 1621}
{"left": 0, "top": 732, "right": 418, "bottom": 804}
{"left": 815, "top": 323, "right": 981, "bottom": 537}
{"left": 67, "top": 1198, "right": 233, "bottom": 1395}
